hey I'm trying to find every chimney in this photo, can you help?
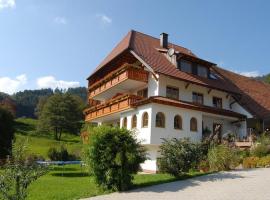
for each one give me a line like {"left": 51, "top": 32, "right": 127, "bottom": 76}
{"left": 160, "top": 32, "right": 168, "bottom": 49}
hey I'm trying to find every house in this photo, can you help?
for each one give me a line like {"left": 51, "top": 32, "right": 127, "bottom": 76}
{"left": 84, "top": 30, "right": 270, "bottom": 172}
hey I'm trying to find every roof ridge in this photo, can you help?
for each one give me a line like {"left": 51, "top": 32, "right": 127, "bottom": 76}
{"left": 131, "top": 29, "right": 195, "bottom": 55}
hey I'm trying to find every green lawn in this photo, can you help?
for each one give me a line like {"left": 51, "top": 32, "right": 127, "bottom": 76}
{"left": 27, "top": 165, "right": 205, "bottom": 200}
{"left": 11, "top": 118, "right": 206, "bottom": 200}
{"left": 14, "top": 118, "right": 83, "bottom": 159}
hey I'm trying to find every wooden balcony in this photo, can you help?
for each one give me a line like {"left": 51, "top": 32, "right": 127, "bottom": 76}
{"left": 84, "top": 94, "right": 143, "bottom": 122}
{"left": 89, "top": 64, "right": 148, "bottom": 100}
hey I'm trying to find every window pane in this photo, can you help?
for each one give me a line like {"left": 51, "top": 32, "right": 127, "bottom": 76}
{"left": 190, "top": 117, "right": 197, "bottom": 132}
{"left": 174, "top": 115, "right": 182, "bottom": 129}
{"left": 142, "top": 112, "right": 148, "bottom": 127}
{"left": 180, "top": 60, "right": 192, "bottom": 73}
{"left": 166, "top": 86, "right": 179, "bottom": 100}
{"left": 137, "top": 88, "right": 148, "bottom": 98}
{"left": 197, "top": 65, "right": 208, "bottom": 78}
{"left": 213, "top": 97, "right": 222, "bottom": 108}
{"left": 156, "top": 112, "right": 165, "bottom": 128}
{"left": 132, "top": 115, "right": 137, "bottom": 128}
{"left": 192, "top": 92, "right": 204, "bottom": 104}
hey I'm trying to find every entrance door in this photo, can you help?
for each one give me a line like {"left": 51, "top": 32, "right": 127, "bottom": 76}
{"left": 213, "top": 123, "right": 222, "bottom": 141}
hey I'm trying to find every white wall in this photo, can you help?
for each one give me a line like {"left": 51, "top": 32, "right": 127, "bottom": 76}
{"left": 150, "top": 103, "right": 202, "bottom": 144}
{"left": 140, "top": 145, "right": 159, "bottom": 172}
{"left": 158, "top": 74, "right": 231, "bottom": 109}
{"left": 230, "top": 101, "right": 253, "bottom": 118}
{"left": 120, "top": 104, "right": 152, "bottom": 144}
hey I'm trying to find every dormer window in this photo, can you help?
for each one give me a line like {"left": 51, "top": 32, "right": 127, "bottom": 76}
{"left": 197, "top": 65, "right": 208, "bottom": 78}
{"left": 179, "top": 60, "right": 192, "bottom": 73}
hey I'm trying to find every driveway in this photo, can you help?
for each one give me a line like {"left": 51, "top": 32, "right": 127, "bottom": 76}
{"left": 83, "top": 168, "right": 270, "bottom": 200}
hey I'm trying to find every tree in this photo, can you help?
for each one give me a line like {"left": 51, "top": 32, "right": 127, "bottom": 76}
{"left": 86, "top": 126, "right": 146, "bottom": 191}
{"left": 0, "top": 140, "right": 47, "bottom": 200}
{"left": 0, "top": 107, "right": 14, "bottom": 159}
{"left": 37, "top": 93, "right": 84, "bottom": 140}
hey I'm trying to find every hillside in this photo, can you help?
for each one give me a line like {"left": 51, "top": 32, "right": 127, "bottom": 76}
{"left": 14, "top": 118, "right": 83, "bottom": 159}
{"left": 0, "top": 87, "right": 87, "bottom": 118}
{"left": 256, "top": 74, "right": 270, "bottom": 84}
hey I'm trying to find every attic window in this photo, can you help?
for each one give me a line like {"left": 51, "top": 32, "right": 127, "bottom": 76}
{"left": 179, "top": 60, "right": 192, "bottom": 73}
{"left": 197, "top": 65, "right": 208, "bottom": 78}
{"left": 209, "top": 72, "right": 218, "bottom": 80}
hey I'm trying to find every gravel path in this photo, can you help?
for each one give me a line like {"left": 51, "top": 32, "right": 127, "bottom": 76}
{"left": 82, "top": 168, "right": 270, "bottom": 200}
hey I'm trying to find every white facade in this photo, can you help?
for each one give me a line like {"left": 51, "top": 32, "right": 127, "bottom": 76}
{"left": 94, "top": 71, "right": 253, "bottom": 172}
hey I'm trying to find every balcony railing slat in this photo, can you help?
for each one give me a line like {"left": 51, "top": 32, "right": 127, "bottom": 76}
{"left": 89, "top": 64, "right": 148, "bottom": 98}
{"left": 85, "top": 94, "right": 142, "bottom": 121}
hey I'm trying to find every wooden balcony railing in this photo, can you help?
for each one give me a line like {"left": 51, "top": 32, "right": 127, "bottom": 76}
{"left": 89, "top": 63, "right": 148, "bottom": 98}
{"left": 84, "top": 94, "right": 143, "bottom": 121}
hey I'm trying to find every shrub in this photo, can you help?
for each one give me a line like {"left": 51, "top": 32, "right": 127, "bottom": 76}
{"left": 251, "top": 144, "right": 270, "bottom": 158}
{"left": 243, "top": 156, "right": 260, "bottom": 168}
{"left": 198, "top": 160, "right": 210, "bottom": 172}
{"left": 257, "top": 156, "right": 270, "bottom": 168}
{"left": 47, "top": 146, "right": 78, "bottom": 161}
{"left": 86, "top": 126, "right": 146, "bottom": 191}
{"left": 157, "top": 138, "right": 203, "bottom": 176}
{"left": 207, "top": 144, "right": 239, "bottom": 171}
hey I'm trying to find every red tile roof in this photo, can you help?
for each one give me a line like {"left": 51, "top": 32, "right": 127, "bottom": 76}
{"left": 134, "top": 96, "right": 246, "bottom": 119}
{"left": 88, "top": 30, "right": 240, "bottom": 94}
{"left": 214, "top": 66, "right": 270, "bottom": 119}
{"left": 87, "top": 30, "right": 270, "bottom": 119}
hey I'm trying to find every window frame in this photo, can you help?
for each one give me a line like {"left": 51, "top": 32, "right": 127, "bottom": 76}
{"left": 166, "top": 86, "right": 179, "bottom": 100}
{"left": 213, "top": 96, "right": 223, "bottom": 108}
{"left": 142, "top": 112, "right": 149, "bottom": 128}
{"left": 123, "top": 117, "right": 127, "bottom": 128}
{"left": 155, "top": 112, "right": 165, "bottom": 128}
{"left": 192, "top": 92, "right": 204, "bottom": 104}
{"left": 174, "top": 115, "right": 183, "bottom": 130}
{"left": 197, "top": 65, "right": 208, "bottom": 78}
{"left": 190, "top": 117, "right": 198, "bottom": 132}
{"left": 179, "top": 59, "right": 192, "bottom": 73}
{"left": 131, "top": 115, "right": 137, "bottom": 128}
{"left": 137, "top": 88, "right": 148, "bottom": 98}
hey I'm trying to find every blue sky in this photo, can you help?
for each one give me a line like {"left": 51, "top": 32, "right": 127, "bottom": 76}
{"left": 0, "top": 0, "right": 270, "bottom": 94}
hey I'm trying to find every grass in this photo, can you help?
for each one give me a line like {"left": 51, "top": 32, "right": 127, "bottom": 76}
{"left": 26, "top": 165, "right": 205, "bottom": 200}
{"left": 10, "top": 118, "right": 207, "bottom": 200}
{"left": 14, "top": 118, "right": 83, "bottom": 159}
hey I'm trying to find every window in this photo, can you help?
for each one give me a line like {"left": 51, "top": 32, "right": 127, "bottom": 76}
{"left": 123, "top": 117, "right": 127, "bottom": 128}
{"left": 190, "top": 117, "right": 198, "bottom": 132}
{"left": 155, "top": 112, "right": 165, "bottom": 128}
{"left": 131, "top": 115, "right": 137, "bottom": 128}
{"left": 142, "top": 112, "right": 149, "bottom": 128}
{"left": 197, "top": 65, "right": 208, "bottom": 78}
{"left": 192, "top": 92, "right": 204, "bottom": 104}
{"left": 137, "top": 88, "right": 148, "bottom": 98}
{"left": 174, "top": 115, "right": 182, "bottom": 130}
{"left": 166, "top": 86, "right": 179, "bottom": 100}
{"left": 213, "top": 97, "right": 222, "bottom": 108}
{"left": 179, "top": 60, "right": 192, "bottom": 73}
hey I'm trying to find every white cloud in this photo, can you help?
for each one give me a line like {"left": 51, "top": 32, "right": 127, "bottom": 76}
{"left": 96, "top": 14, "right": 112, "bottom": 24}
{"left": 238, "top": 71, "right": 260, "bottom": 77}
{"left": 37, "top": 76, "right": 80, "bottom": 90}
{"left": 54, "top": 17, "right": 67, "bottom": 25}
{"left": 0, "top": 0, "right": 15, "bottom": 10}
{"left": 0, "top": 74, "right": 27, "bottom": 94}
